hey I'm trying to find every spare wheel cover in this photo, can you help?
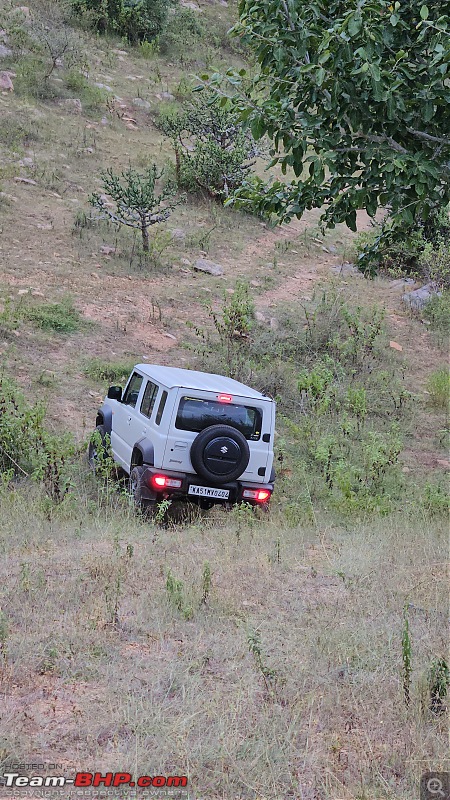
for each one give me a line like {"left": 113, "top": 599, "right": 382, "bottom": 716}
{"left": 190, "top": 424, "right": 250, "bottom": 483}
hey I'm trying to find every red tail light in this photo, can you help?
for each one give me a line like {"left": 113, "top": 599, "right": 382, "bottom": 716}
{"left": 151, "top": 474, "right": 182, "bottom": 490}
{"left": 242, "top": 488, "right": 272, "bottom": 503}
{"left": 218, "top": 394, "right": 232, "bottom": 403}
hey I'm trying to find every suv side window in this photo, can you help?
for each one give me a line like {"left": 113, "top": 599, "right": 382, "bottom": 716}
{"left": 140, "top": 380, "right": 159, "bottom": 419}
{"left": 155, "top": 390, "right": 168, "bottom": 425}
{"left": 122, "top": 372, "right": 143, "bottom": 408}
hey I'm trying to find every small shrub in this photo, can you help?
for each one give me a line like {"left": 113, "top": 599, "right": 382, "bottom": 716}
{"left": 423, "top": 292, "right": 450, "bottom": 336}
{"left": 165, "top": 569, "right": 192, "bottom": 619}
{"left": 426, "top": 368, "right": 449, "bottom": 411}
{"left": 84, "top": 358, "right": 135, "bottom": 384}
{"left": 158, "top": 7, "right": 207, "bottom": 63}
{"left": 421, "top": 483, "right": 449, "bottom": 515}
{"left": 0, "top": 375, "right": 74, "bottom": 500}
{"left": 25, "top": 297, "right": 85, "bottom": 333}
{"left": 401, "top": 606, "right": 412, "bottom": 707}
{"left": 0, "top": 115, "right": 39, "bottom": 150}
{"left": 419, "top": 239, "right": 450, "bottom": 290}
{"left": 160, "top": 89, "right": 259, "bottom": 201}
{"left": 189, "top": 279, "right": 254, "bottom": 379}
{"left": 0, "top": 295, "right": 25, "bottom": 337}
{"left": 427, "top": 657, "right": 449, "bottom": 716}
{"left": 65, "top": 71, "right": 107, "bottom": 113}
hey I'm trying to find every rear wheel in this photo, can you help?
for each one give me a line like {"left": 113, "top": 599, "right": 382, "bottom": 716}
{"left": 129, "top": 465, "right": 155, "bottom": 516}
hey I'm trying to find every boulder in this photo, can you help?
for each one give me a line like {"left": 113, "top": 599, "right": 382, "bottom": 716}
{"left": 170, "top": 228, "right": 186, "bottom": 241}
{"left": 0, "top": 44, "right": 12, "bottom": 58}
{"left": 402, "top": 282, "right": 441, "bottom": 312}
{"left": 180, "top": 0, "right": 202, "bottom": 9}
{"left": 132, "top": 97, "right": 151, "bottom": 110}
{"left": 155, "top": 91, "right": 175, "bottom": 101}
{"left": 194, "top": 258, "right": 223, "bottom": 276}
{"left": 100, "top": 245, "right": 116, "bottom": 255}
{"left": 0, "top": 71, "right": 13, "bottom": 91}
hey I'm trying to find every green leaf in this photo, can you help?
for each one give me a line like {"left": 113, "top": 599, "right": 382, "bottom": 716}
{"left": 316, "top": 67, "right": 325, "bottom": 86}
{"left": 390, "top": 13, "right": 399, "bottom": 26}
{"left": 369, "top": 63, "right": 381, "bottom": 82}
{"left": 348, "top": 16, "right": 362, "bottom": 37}
{"left": 420, "top": 5, "right": 429, "bottom": 19}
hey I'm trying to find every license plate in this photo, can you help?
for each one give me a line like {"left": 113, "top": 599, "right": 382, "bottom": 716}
{"left": 188, "top": 485, "right": 229, "bottom": 499}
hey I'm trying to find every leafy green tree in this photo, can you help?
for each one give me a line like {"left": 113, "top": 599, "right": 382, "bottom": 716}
{"left": 72, "top": 0, "right": 172, "bottom": 42}
{"left": 90, "top": 165, "right": 180, "bottom": 252}
{"left": 160, "top": 90, "right": 259, "bottom": 200}
{"left": 216, "top": 1, "right": 449, "bottom": 237}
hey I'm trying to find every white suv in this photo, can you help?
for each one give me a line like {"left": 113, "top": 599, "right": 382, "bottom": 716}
{"left": 89, "top": 365, "right": 276, "bottom": 511}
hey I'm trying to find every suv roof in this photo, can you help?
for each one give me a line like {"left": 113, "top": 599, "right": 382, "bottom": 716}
{"left": 134, "top": 364, "right": 270, "bottom": 401}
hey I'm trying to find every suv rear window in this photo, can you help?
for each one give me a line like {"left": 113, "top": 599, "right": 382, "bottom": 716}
{"left": 175, "top": 396, "right": 262, "bottom": 440}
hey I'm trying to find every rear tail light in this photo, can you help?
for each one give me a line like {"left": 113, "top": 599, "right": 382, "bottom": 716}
{"left": 218, "top": 394, "right": 233, "bottom": 403}
{"left": 242, "top": 488, "right": 272, "bottom": 503}
{"left": 150, "top": 474, "right": 182, "bottom": 490}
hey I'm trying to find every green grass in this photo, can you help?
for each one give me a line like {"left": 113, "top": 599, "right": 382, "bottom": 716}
{"left": 426, "top": 367, "right": 450, "bottom": 411}
{"left": 25, "top": 298, "right": 86, "bottom": 334}
{"left": 423, "top": 291, "right": 450, "bottom": 336}
{"left": 83, "top": 358, "right": 136, "bottom": 384}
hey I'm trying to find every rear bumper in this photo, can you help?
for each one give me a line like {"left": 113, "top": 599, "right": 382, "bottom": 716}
{"left": 139, "top": 466, "right": 274, "bottom": 505}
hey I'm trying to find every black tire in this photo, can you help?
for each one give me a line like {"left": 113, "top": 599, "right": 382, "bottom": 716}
{"left": 88, "top": 424, "right": 107, "bottom": 470}
{"left": 129, "top": 465, "right": 155, "bottom": 515}
{"left": 190, "top": 424, "right": 250, "bottom": 484}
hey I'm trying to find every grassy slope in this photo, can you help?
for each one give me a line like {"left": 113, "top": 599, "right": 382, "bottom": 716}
{"left": 0, "top": 2, "right": 448, "bottom": 798}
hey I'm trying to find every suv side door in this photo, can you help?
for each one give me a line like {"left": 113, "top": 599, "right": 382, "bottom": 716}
{"left": 110, "top": 371, "right": 145, "bottom": 470}
{"left": 130, "top": 378, "right": 160, "bottom": 461}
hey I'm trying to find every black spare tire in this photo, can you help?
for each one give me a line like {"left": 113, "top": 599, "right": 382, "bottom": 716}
{"left": 190, "top": 424, "right": 250, "bottom": 483}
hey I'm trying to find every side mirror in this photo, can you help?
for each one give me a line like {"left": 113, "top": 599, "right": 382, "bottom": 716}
{"left": 107, "top": 385, "right": 122, "bottom": 401}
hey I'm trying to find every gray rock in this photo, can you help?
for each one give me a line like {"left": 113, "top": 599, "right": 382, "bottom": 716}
{"left": 402, "top": 282, "right": 441, "bottom": 312}
{"left": 132, "top": 97, "right": 151, "bottom": 110}
{"left": 180, "top": 0, "right": 202, "bottom": 9}
{"left": 156, "top": 91, "right": 175, "bottom": 101}
{"left": 194, "top": 258, "right": 223, "bottom": 276}
{"left": 170, "top": 228, "right": 186, "bottom": 241}
{"left": 95, "top": 82, "right": 113, "bottom": 92}
{"left": 0, "top": 44, "right": 12, "bottom": 58}
{"left": 0, "top": 71, "right": 13, "bottom": 91}
{"left": 14, "top": 176, "right": 37, "bottom": 185}
{"left": 331, "top": 262, "right": 358, "bottom": 275}
{"left": 389, "top": 277, "right": 416, "bottom": 289}
{"left": 58, "top": 98, "right": 82, "bottom": 113}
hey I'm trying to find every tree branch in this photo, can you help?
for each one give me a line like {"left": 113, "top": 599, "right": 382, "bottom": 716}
{"left": 406, "top": 128, "right": 450, "bottom": 146}
{"left": 356, "top": 132, "right": 408, "bottom": 154}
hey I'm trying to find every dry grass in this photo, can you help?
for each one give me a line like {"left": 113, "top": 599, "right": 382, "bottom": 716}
{"left": 0, "top": 4, "right": 448, "bottom": 798}
{"left": 0, "top": 479, "right": 447, "bottom": 800}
